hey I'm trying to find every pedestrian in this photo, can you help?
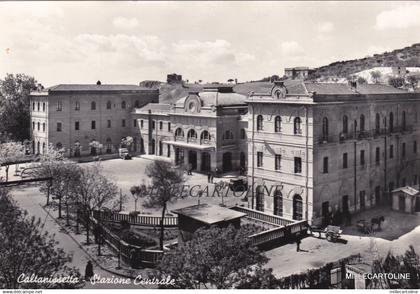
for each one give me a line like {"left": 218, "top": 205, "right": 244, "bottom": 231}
{"left": 210, "top": 171, "right": 214, "bottom": 183}
{"left": 295, "top": 234, "right": 301, "bottom": 252}
{"left": 84, "top": 260, "right": 94, "bottom": 281}
{"left": 207, "top": 171, "right": 211, "bottom": 183}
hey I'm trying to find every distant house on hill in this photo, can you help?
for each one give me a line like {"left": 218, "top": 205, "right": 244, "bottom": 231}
{"left": 284, "top": 67, "right": 314, "bottom": 80}
{"left": 167, "top": 73, "right": 183, "bottom": 84}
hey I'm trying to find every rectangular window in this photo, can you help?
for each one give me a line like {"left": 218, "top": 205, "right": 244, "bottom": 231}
{"left": 75, "top": 121, "right": 79, "bottom": 131}
{"left": 390, "top": 144, "right": 394, "bottom": 159}
{"left": 414, "top": 141, "right": 417, "bottom": 154}
{"left": 413, "top": 175, "right": 418, "bottom": 185}
{"left": 107, "top": 120, "right": 111, "bottom": 128}
{"left": 42, "top": 123, "right": 45, "bottom": 132}
{"left": 360, "top": 150, "right": 365, "bottom": 166}
{"left": 323, "top": 157, "right": 329, "bottom": 173}
{"left": 343, "top": 153, "right": 348, "bottom": 169}
{"left": 32, "top": 122, "right": 35, "bottom": 130}
{"left": 56, "top": 101, "right": 62, "bottom": 111}
{"left": 42, "top": 103, "right": 45, "bottom": 112}
{"left": 122, "top": 119, "right": 126, "bottom": 127}
{"left": 375, "top": 147, "right": 380, "bottom": 164}
{"left": 133, "top": 119, "right": 137, "bottom": 127}
{"left": 275, "top": 154, "right": 281, "bottom": 170}
{"left": 159, "top": 121, "right": 163, "bottom": 130}
{"left": 152, "top": 120, "right": 155, "bottom": 130}
{"left": 91, "top": 121, "right": 96, "bottom": 130}
{"left": 294, "top": 157, "right": 302, "bottom": 173}
{"left": 402, "top": 142, "right": 406, "bottom": 158}
{"left": 56, "top": 122, "right": 62, "bottom": 132}
{"left": 32, "top": 102, "right": 35, "bottom": 111}
{"left": 140, "top": 120, "right": 144, "bottom": 128}
{"left": 257, "top": 152, "right": 263, "bottom": 167}
{"left": 168, "top": 122, "right": 171, "bottom": 132}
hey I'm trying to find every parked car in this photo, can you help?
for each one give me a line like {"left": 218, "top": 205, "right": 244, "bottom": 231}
{"left": 229, "top": 177, "right": 248, "bottom": 192}
{"left": 119, "top": 148, "right": 131, "bottom": 160}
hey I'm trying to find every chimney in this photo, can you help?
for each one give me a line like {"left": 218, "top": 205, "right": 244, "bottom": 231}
{"left": 96, "top": 80, "right": 102, "bottom": 85}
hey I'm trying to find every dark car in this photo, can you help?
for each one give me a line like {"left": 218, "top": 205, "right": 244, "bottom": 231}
{"left": 229, "top": 178, "right": 248, "bottom": 192}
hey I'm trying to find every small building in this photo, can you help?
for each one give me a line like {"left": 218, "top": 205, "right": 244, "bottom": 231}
{"left": 172, "top": 204, "right": 246, "bottom": 243}
{"left": 391, "top": 186, "right": 420, "bottom": 213}
{"left": 344, "top": 263, "right": 372, "bottom": 289}
{"left": 284, "top": 66, "right": 314, "bottom": 79}
{"left": 167, "top": 73, "right": 183, "bottom": 84}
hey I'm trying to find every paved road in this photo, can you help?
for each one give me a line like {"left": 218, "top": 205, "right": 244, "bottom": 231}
{"left": 10, "top": 185, "right": 148, "bottom": 289}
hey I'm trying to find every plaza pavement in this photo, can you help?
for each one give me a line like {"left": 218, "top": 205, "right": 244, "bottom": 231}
{"left": 3, "top": 157, "right": 420, "bottom": 281}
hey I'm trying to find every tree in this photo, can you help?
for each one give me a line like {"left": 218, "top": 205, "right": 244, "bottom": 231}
{"left": 156, "top": 225, "right": 276, "bottom": 289}
{"left": 143, "top": 161, "right": 185, "bottom": 250}
{"left": 369, "top": 246, "right": 420, "bottom": 289}
{"left": 388, "top": 76, "right": 405, "bottom": 88}
{"left": 356, "top": 76, "right": 367, "bottom": 85}
{"left": 407, "top": 75, "right": 420, "bottom": 91}
{"left": 120, "top": 136, "right": 133, "bottom": 149}
{"left": 0, "top": 188, "right": 83, "bottom": 289}
{"left": 0, "top": 141, "right": 25, "bottom": 181}
{"left": 0, "top": 74, "right": 39, "bottom": 141}
{"left": 227, "top": 79, "right": 235, "bottom": 83}
{"left": 129, "top": 184, "right": 147, "bottom": 212}
{"left": 370, "top": 70, "right": 382, "bottom": 84}
{"left": 75, "top": 163, "right": 118, "bottom": 245}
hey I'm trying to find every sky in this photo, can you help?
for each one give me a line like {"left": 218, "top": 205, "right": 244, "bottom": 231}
{"left": 1, "top": 1, "right": 420, "bottom": 86}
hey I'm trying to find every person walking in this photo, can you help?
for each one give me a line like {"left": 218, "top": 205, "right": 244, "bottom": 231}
{"left": 84, "top": 260, "right": 94, "bottom": 281}
{"left": 207, "top": 171, "right": 211, "bottom": 183}
{"left": 295, "top": 234, "right": 301, "bottom": 252}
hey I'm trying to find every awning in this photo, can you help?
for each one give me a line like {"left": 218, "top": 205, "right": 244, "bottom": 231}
{"left": 163, "top": 140, "right": 215, "bottom": 151}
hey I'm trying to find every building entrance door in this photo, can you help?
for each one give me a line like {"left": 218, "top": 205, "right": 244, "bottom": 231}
{"left": 201, "top": 152, "right": 211, "bottom": 172}
{"left": 399, "top": 195, "right": 406, "bottom": 212}
{"left": 175, "top": 148, "right": 184, "bottom": 166}
{"left": 188, "top": 150, "right": 197, "bottom": 170}
{"left": 223, "top": 152, "right": 232, "bottom": 172}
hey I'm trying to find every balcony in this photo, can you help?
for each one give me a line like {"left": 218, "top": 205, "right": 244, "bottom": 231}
{"left": 175, "top": 136, "right": 185, "bottom": 141}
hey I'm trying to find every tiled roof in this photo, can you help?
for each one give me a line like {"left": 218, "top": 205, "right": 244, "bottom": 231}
{"left": 172, "top": 204, "right": 246, "bottom": 225}
{"left": 46, "top": 84, "right": 154, "bottom": 92}
{"left": 176, "top": 91, "right": 247, "bottom": 107}
{"left": 133, "top": 103, "right": 171, "bottom": 113}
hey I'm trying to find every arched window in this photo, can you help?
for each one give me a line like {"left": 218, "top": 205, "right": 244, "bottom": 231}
{"left": 187, "top": 129, "right": 197, "bottom": 141}
{"left": 342, "top": 115, "right": 348, "bottom": 134}
{"left": 293, "top": 194, "right": 303, "bottom": 220}
{"left": 360, "top": 114, "right": 365, "bottom": 132}
{"left": 256, "top": 115, "right": 263, "bottom": 131}
{"left": 75, "top": 101, "right": 80, "bottom": 111}
{"left": 294, "top": 117, "right": 302, "bottom": 134}
{"left": 106, "top": 101, "right": 112, "bottom": 109}
{"left": 275, "top": 116, "right": 282, "bottom": 132}
{"left": 106, "top": 138, "right": 112, "bottom": 154}
{"left": 42, "top": 142, "right": 46, "bottom": 154}
{"left": 200, "top": 130, "right": 210, "bottom": 142}
{"left": 389, "top": 112, "right": 394, "bottom": 132}
{"left": 37, "top": 141, "right": 40, "bottom": 154}
{"left": 121, "top": 101, "right": 126, "bottom": 109}
{"left": 273, "top": 189, "right": 283, "bottom": 216}
{"left": 402, "top": 110, "right": 406, "bottom": 130}
{"left": 322, "top": 117, "right": 329, "bottom": 141}
{"left": 256, "top": 185, "right": 264, "bottom": 211}
{"left": 240, "top": 128, "right": 246, "bottom": 140}
{"left": 375, "top": 113, "right": 380, "bottom": 134}
{"left": 134, "top": 100, "right": 140, "bottom": 108}
{"left": 91, "top": 101, "right": 96, "bottom": 110}
{"left": 175, "top": 128, "right": 184, "bottom": 138}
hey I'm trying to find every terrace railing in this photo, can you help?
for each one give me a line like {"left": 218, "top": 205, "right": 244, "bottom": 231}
{"left": 93, "top": 210, "right": 178, "bottom": 227}
{"left": 230, "top": 206, "right": 295, "bottom": 227}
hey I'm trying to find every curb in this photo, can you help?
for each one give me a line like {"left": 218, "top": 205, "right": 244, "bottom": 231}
{"left": 39, "top": 204, "right": 144, "bottom": 282}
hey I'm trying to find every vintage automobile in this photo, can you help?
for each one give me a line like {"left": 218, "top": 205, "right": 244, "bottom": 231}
{"left": 229, "top": 177, "right": 248, "bottom": 192}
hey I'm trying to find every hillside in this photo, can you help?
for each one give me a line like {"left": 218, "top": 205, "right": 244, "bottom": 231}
{"left": 310, "top": 43, "right": 420, "bottom": 79}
